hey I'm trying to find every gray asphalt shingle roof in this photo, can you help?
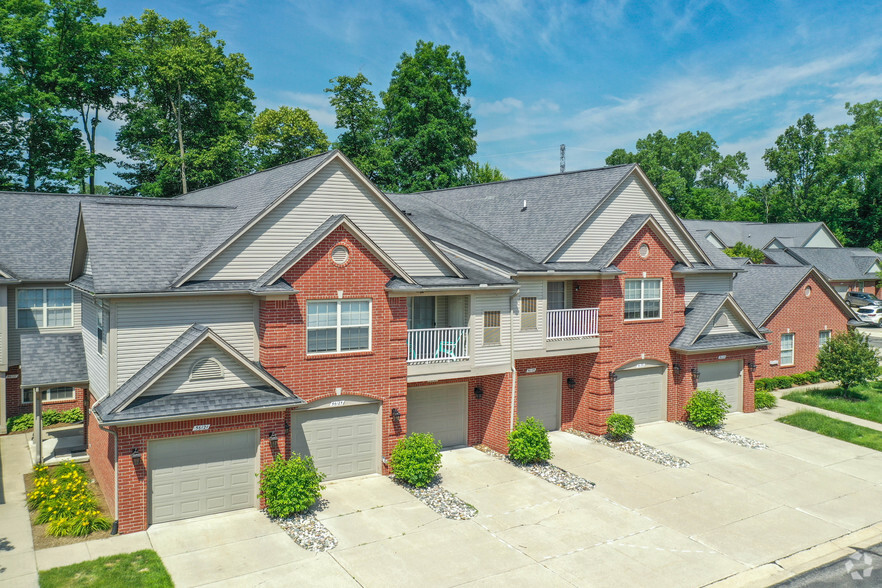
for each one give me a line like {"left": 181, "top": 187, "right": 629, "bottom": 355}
{"left": 588, "top": 214, "right": 651, "bottom": 267}
{"left": 774, "top": 248, "right": 882, "bottom": 281}
{"left": 731, "top": 264, "right": 812, "bottom": 326}
{"left": 20, "top": 333, "right": 88, "bottom": 387}
{"left": 670, "top": 293, "right": 767, "bottom": 352}
{"left": 680, "top": 219, "right": 832, "bottom": 250}
{"left": 674, "top": 332, "right": 769, "bottom": 353}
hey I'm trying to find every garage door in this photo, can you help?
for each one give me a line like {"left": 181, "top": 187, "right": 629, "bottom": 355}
{"left": 614, "top": 363, "right": 667, "bottom": 424}
{"left": 697, "top": 360, "right": 743, "bottom": 412}
{"left": 291, "top": 402, "right": 379, "bottom": 481}
{"left": 407, "top": 383, "right": 467, "bottom": 448}
{"left": 149, "top": 429, "right": 258, "bottom": 525}
{"left": 518, "top": 373, "right": 561, "bottom": 430}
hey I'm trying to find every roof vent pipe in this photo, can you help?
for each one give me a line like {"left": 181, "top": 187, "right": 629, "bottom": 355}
{"left": 522, "top": 199, "right": 527, "bottom": 211}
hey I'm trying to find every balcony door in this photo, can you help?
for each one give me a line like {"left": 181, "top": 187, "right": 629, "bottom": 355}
{"left": 408, "top": 297, "right": 435, "bottom": 329}
{"left": 547, "top": 282, "right": 566, "bottom": 310}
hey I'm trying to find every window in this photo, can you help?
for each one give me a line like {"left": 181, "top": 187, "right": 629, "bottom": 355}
{"left": 483, "top": 311, "right": 501, "bottom": 345}
{"left": 307, "top": 299, "right": 371, "bottom": 354}
{"left": 547, "top": 282, "right": 565, "bottom": 310}
{"left": 407, "top": 297, "right": 435, "bottom": 330}
{"left": 819, "top": 330, "right": 832, "bottom": 349}
{"left": 97, "top": 306, "right": 105, "bottom": 356}
{"left": 190, "top": 357, "right": 224, "bottom": 381}
{"left": 624, "top": 279, "right": 662, "bottom": 320}
{"left": 17, "top": 288, "right": 73, "bottom": 328}
{"left": 22, "top": 387, "right": 75, "bottom": 404}
{"left": 520, "top": 297, "right": 537, "bottom": 330}
{"left": 781, "top": 333, "right": 795, "bottom": 366}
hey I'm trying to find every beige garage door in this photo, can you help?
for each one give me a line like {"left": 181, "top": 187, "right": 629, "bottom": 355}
{"left": 518, "top": 373, "right": 561, "bottom": 430}
{"left": 149, "top": 429, "right": 258, "bottom": 525}
{"left": 697, "top": 360, "right": 743, "bottom": 412}
{"left": 291, "top": 402, "right": 380, "bottom": 481}
{"left": 614, "top": 363, "right": 667, "bottom": 424}
{"left": 407, "top": 383, "right": 467, "bottom": 448}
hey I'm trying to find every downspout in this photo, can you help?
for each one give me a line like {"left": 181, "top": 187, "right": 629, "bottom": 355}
{"left": 509, "top": 289, "right": 519, "bottom": 429}
{"left": 97, "top": 420, "right": 119, "bottom": 534}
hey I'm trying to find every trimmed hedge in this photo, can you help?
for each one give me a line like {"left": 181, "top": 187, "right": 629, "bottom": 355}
{"left": 755, "top": 370, "right": 822, "bottom": 392}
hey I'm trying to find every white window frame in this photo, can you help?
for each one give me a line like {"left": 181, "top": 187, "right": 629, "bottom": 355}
{"left": 483, "top": 310, "right": 501, "bottom": 346}
{"left": 623, "top": 279, "right": 662, "bottom": 321}
{"left": 781, "top": 333, "right": 795, "bottom": 366}
{"left": 16, "top": 287, "right": 74, "bottom": 329}
{"left": 22, "top": 387, "right": 76, "bottom": 404}
{"left": 819, "top": 330, "right": 832, "bottom": 349}
{"left": 306, "top": 299, "right": 372, "bottom": 355}
{"left": 520, "top": 297, "right": 537, "bottom": 330}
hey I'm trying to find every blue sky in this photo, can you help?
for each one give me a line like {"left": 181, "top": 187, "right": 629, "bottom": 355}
{"left": 98, "top": 1, "right": 882, "bottom": 186}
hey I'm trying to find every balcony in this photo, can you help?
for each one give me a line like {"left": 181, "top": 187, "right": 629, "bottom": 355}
{"left": 546, "top": 308, "right": 599, "bottom": 339}
{"left": 408, "top": 327, "right": 470, "bottom": 364}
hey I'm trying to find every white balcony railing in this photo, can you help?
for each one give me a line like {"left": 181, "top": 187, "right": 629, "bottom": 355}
{"left": 546, "top": 308, "right": 599, "bottom": 340}
{"left": 408, "top": 327, "right": 470, "bottom": 363}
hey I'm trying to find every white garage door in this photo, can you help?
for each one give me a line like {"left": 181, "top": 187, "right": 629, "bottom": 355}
{"left": 697, "top": 360, "right": 743, "bottom": 412}
{"left": 407, "top": 383, "right": 467, "bottom": 448}
{"left": 614, "top": 363, "right": 667, "bottom": 424}
{"left": 291, "top": 402, "right": 380, "bottom": 481}
{"left": 518, "top": 373, "right": 561, "bottom": 430}
{"left": 149, "top": 429, "right": 258, "bottom": 525}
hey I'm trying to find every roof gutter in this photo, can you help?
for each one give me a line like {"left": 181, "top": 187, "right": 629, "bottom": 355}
{"left": 514, "top": 270, "right": 622, "bottom": 278}
{"left": 68, "top": 285, "right": 297, "bottom": 299}
{"left": 95, "top": 404, "right": 298, "bottom": 427}
{"left": 386, "top": 284, "right": 518, "bottom": 295}
{"left": 669, "top": 342, "right": 770, "bottom": 355}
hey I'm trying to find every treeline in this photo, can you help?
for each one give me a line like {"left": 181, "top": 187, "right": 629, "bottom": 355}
{"left": 0, "top": 1, "right": 501, "bottom": 197}
{"left": 605, "top": 103, "right": 882, "bottom": 248}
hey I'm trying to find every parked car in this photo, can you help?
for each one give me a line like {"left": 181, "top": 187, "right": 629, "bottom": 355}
{"left": 856, "top": 305, "right": 882, "bottom": 325}
{"left": 846, "top": 291, "right": 882, "bottom": 308}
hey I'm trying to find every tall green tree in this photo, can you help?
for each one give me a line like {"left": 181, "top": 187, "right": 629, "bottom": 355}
{"left": 0, "top": 0, "right": 80, "bottom": 192}
{"left": 249, "top": 106, "right": 328, "bottom": 170}
{"left": 113, "top": 10, "right": 255, "bottom": 196}
{"left": 381, "top": 40, "right": 477, "bottom": 192}
{"left": 325, "top": 73, "right": 389, "bottom": 184}
{"left": 462, "top": 161, "right": 506, "bottom": 185}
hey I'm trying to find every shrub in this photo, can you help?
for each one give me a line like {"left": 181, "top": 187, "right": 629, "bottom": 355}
{"left": 258, "top": 455, "right": 326, "bottom": 517}
{"left": 7, "top": 413, "right": 34, "bottom": 432}
{"left": 27, "top": 460, "right": 111, "bottom": 536}
{"left": 755, "top": 378, "right": 771, "bottom": 392}
{"left": 754, "top": 390, "right": 777, "bottom": 410}
{"left": 59, "top": 407, "right": 84, "bottom": 423}
{"left": 806, "top": 370, "right": 822, "bottom": 384}
{"left": 817, "top": 330, "right": 880, "bottom": 397}
{"left": 791, "top": 373, "right": 810, "bottom": 386}
{"left": 389, "top": 433, "right": 442, "bottom": 488}
{"left": 772, "top": 376, "right": 793, "bottom": 390}
{"left": 606, "top": 413, "right": 635, "bottom": 441}
{"left": 507, "top": 417, "right": 552, "bottom": 464}
{"left": 41, "top": 410, "right": 61, "bottom": 426}
{"left": 685, "top": 390, "right": 731, "bottom": 428}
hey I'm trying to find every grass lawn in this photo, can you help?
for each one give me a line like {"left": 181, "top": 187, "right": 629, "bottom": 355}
{"left": 39, "top": 550, "right": 173, "bottom": 587}
{"left": 777, "top": 411, "right": 882, "bottom": 452}
{"left": 782, "top": 381, "right": 882, "bottom": 424}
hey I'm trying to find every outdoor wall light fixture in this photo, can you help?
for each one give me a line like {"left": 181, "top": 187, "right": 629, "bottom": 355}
{"left": 268, "top": 431, "right": 278, "bottom": 442}
{"left": 567, "top": 377, "right": 576, "bottom": 389}
{"left": 131, "top": 448, "right": 141, "bottom": 465}
{"left": 747, "top": 361, "right": 757, "bottom": 372}
{"left": 691, "top": 367, "right": 701, "bottom": 378}
{"left": 672, "top": 363, "right": 682, "bottom": 376}
{"left": 473, "top": 386, "right": 484, "bottom": 399}
{"left": 574, "top": 282, "right": 580, "bottom": 292}
{"left": 391, "top": 408, "right": 401, "bottom": 423}
{"left": 608, "top": 371, "right": 618, "bottom": 383}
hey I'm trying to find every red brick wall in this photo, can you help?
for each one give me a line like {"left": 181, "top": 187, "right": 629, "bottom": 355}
{"left": 4, "top": 365, "right": 85, "bottom": 419}
{"left": 115, "top": 411, "right": 287, "bottom": 534}
{"left": 755, "top": 274, "right": 851, "bottom": 379}
{"left": 86, "top": 393, "right": 117, "bottom": 517}
{"left": 671, "top": 351, "right": 757, "bottom": 417}
{"left": 514, "top": 355, "right": 595, "bottom": 431}
{"left": 259, "top": 226, "right": 408, "bottom": 465}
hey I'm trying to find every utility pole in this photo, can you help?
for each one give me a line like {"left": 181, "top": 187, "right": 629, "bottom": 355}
{"left": 560, "top": 144, "right": 566, "bottom": 173}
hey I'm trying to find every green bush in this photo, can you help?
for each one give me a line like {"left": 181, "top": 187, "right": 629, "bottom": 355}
{"left": 7, "top": 413, "right": 34, "bottom": 432}
{"left": 685, "top": 390, "right": 731, "bottom": 428}
{"left": 507, "top": 417, "right": 552, "bottom": 464}
{"left": 59, "top": 407, "right": 84, "bottom": 423}
{"left": 755, "top": 371, "right": 826, "bottom": 393}
{"left": 754, "top": 390, "right": 777, "bottom": 410}
{"left": 389, "top": 432, "right": 442, "bottom": 488}
{"left": 755, "top": 378, "right": 771, "bottom": 392}
{"left": 605, "top": 413, "right": 635, "bottom": 441}
{"left": 817, "top": 330, "right": 881, "bottom": 397}
{"left": 806, "top": 371, "right": 822, "bottom": 384}
{"left": 41, "top": 410, "right": 61, "bottom": 426}
{"left": 259, "top": 455, "right": 326, "bottom": 518}
{"left": 27, "top": 460, "right": 111, "bottom": 536}
{"left": 791, "top": 373, "right": 810, "bottom": 386}
{"left": 772, "top": 376, "right": 793, "bottom": 390}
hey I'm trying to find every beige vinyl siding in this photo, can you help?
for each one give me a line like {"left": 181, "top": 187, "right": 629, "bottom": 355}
{"left": 0, "top": 285, "right": 7, "bottom": 369}
{"left": 684, "top": 274, "right": 733, "bottom": 304}
{"left": 143, "top": 340, "right": 265, "bottom": 396}
{"left": 703, "top": 307, "right": 747, "bottom": 336}
{"left": 514, "top": 280, "right": 545, "bottom": 351}
{"left": 549, "top": 175, "right": 703, "bottom": 264}
{"left": 194, "top": 160, "right": 450, "bottom": 281}
{"left": 81, "top": 295, "right": 108, "bottom": 397}
{"left": 115, "top": 295, "right": 257, "bottom": 388}
{"left": 7, "top": 284, "right": 82, "bottom": 365}
{"left": 705, "top": 233, "right": 726, "bottom": 249}
{"left": 804, "top": 227, "right": 839, "bottom": 248}
{"left": 473, "top": 292, "right": 511, "bottom": 367}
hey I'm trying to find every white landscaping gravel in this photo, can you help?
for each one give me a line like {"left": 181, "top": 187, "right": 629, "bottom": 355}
{"left": 567, "top": 429, "right": 691, "bottom": 468}
{"left": 678, "top": 421, "right": 768, "bottom": 449}
{"left": 476, "top": 445, "right": 595, "bottom": 491}
{"left": 270, "top": 503, "right": 338, "bottom": 551}
{"left": 393, "top": 478, "right": 477, "bottom": 519}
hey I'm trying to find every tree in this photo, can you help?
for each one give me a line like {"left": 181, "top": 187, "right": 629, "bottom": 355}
{"left": 816, "top": 330, "right": 880, "bottom": 397}
{"left": 113, "top": 10, "right": 255, "bottom": 196}
{"left": 325, "top": 73, "right": 389, "bottom": 183}
{"left": 723, "top": 241, "right": 766, "bottom": 264}
{"left": 606, "top": 130, "right": 748, "bottom": 217}
{"left": 462, "top": 161, "right": 506, "bottom": 185}
{"left": 249, "top": 106, "right": 328, "bottom": 171}
{"left": 381, "top": 40, "right": 477, "bottom": 192}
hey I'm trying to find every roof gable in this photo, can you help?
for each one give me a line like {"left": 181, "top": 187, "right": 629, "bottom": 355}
{"left": 670, "top": 293, "right": 767, "bottom": 352}
{"left": 590, "top": 214, "right": 692, "bottom": 267}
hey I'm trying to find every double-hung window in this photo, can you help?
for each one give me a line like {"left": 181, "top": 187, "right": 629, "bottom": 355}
{"left": 22, "top": 387, "right": 75, "bottom": 404}
{"left": 624, "top": 279, "right": 661, "bottom": 320}
{"left": 781, "top": 333, "right": 795, "bottom": 366}
{"left": 819, "top": 330, "right": 831, "bottom": 349}
{"left": 307, "top": 300, "right": 371, "bottom": 354}
{"left": 520, "top": 297, "right": 537, "bottom": 330}
{"left": 17, "top": 288, "right": 73, "bottom": 328}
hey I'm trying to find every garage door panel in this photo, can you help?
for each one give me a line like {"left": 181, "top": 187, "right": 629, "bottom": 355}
{"left": 697, "top": 360, "right": 743, "bottom": 412}
{"left": 518, "top": 374, "right": 561, "bottom": 431}
{"left": 407, "top": 384, "right": 467, "bottom": 448}
{"left": 614, "top": 366, "right": 667, "bottom": 425}
{"left": 291, "top": 403, "right": 380, "bottom": 481}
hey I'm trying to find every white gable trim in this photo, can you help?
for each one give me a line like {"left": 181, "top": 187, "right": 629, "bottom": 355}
{"left": 806, "top": 224, "right": 843, "bottom": 248}
{"left": 174, "top": 151, "right": 463, "bottom": 286}
{"left": 605, "top": 215, "right": 693, "bottom": 267}
{"left": 705, "top": 230, "right": 726, "bottom": 249}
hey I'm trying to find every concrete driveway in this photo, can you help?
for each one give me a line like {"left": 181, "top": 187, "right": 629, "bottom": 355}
{"left": 133, "top": 408, "right": 882, "bottom": 587}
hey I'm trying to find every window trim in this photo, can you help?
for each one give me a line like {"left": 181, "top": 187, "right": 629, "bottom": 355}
{"left": 623, "top": 278, "right": 663, "bottom": 321}
{"left": 16, "top": 287, "right": 74, "bottom": 329}
{"left": 819, "top": 330, "right": 832, "bottom": 349}
{"left": 781, "top": 333, "right": 795, "bottom": 366}
{"left": 306, "top": 298, "right": 372, "bottom": 355}
{"left": 520, "top": 297, "right": 537, "bottom": 331}
{"left": 21, "top": 387, "right": 76, "bottom": 404}
{"left": 97, "top": 304, "right": 105, "bottom": 357}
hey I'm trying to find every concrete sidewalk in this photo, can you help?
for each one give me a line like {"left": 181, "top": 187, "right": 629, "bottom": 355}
{"left": 0, "top": 434, "right": 38, "bottom": 587}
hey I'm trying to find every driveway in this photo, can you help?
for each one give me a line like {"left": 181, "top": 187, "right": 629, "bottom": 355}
{"left": 132, "top": 409, "right": 882, "bottom": 587}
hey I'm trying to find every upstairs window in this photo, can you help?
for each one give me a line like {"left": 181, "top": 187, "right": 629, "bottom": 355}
{"left": 819, "top": 330, "right": 831, "bottom": 349}
{"left": 624, "top": 279, "right": 661, "bottom": 320}
{"left": 781, "top": 333, "right": 795, "bottom": 366}
{"left": 307, "top": 300, "right": 371, "bottom": 354}
{"left": 17, "top": 288, "right": 73, "bottom": 328}
{"left": 547, "top": 282, "right": 565, "bottom": 310}
{"left": 520, "top": 297, "right": 537, "bottom": 330}
{"left": 483, "top": 311, "right": 501, "bottom": 346}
